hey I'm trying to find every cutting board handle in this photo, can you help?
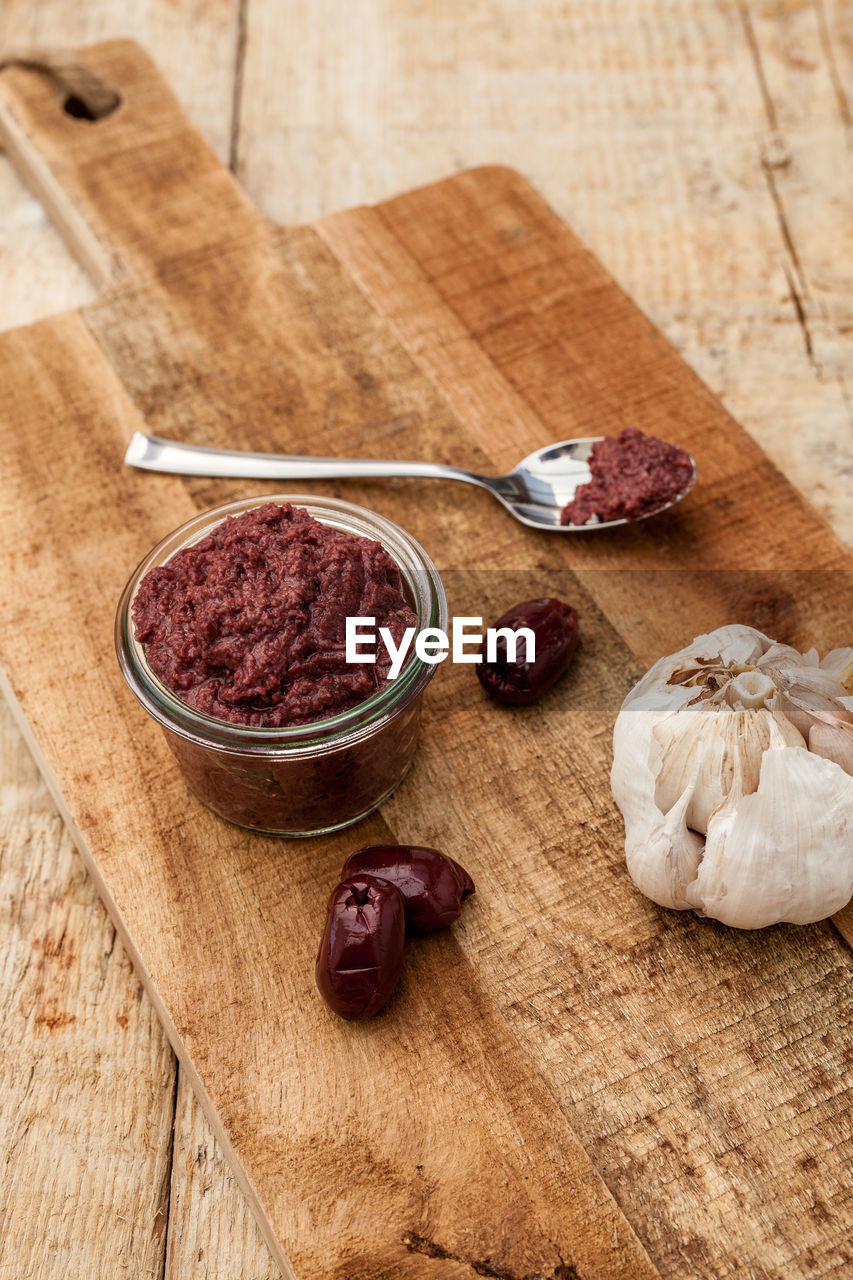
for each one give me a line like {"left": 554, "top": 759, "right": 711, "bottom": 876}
{"left": 0, "top": 39, "right": 265, "bottom": 292}
{"left": 0, "top": 52, "right": 121, "bottom": 121}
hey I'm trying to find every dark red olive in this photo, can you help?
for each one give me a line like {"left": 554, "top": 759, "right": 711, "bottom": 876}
{"left": 341, "top": 846, "right": 475, "bottom": 933}
{"left": 315, "top": 874, "right": 406, "bottom": 1020}
{"left": 477, "top": 597, "right": 578, "bottom": 706}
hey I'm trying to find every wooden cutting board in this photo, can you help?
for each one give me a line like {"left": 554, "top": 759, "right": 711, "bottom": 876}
{"left": 1, "top": 39, "right": 852, "bottom": 1280}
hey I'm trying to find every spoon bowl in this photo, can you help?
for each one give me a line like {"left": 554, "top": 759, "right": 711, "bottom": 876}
{"left": 124, "top": 432, "right": 697, "bottom": 531}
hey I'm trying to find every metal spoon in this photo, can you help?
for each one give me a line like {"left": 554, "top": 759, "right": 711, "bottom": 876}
{"left": 124, "top": 431, "right": 697, "bottom": 532}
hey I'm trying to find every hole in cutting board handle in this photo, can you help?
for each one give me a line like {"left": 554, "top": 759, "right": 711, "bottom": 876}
{"left": 0, "top": 54, "right": 122, "bottom": 122}
{"left": 63, "top": 90, "right": 121, "bottom": 121}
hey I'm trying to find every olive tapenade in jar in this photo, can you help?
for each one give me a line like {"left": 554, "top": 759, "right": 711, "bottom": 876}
{"left": 116, "top": 495, "right": 447, "bottom": 836}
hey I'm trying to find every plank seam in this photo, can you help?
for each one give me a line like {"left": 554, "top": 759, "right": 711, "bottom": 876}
{"left": 811, "top": 0, "right": 853, "bottom": 133}
{"left": 738, "top": 2, "right": 853, "bottom": 420}
{"left": 229, "top": 0, "right": 250, "bottom": 174}
{"left": 0, "top": 666, "right": 298, "bottom": 1280}
{"left": 159, "top": 1062, "right": 181, "bottom": 1280}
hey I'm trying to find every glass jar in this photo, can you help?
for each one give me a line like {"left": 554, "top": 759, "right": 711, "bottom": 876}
{"left": 115, "top": 495, "right": 447, "bottom": 837}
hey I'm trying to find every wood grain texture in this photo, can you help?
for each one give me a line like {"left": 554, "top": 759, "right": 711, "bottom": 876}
{"left": 0, "top": 0, "right": 240, "bottom": 161}
{"left": 0, "top": 152, "right": 95, "bottom": 331}
{"left": 0, "top": 298, "right": 656, "bottom": 1277}
{"left": 0, "top": 13, "right": 852, "bottom": 1280}
{"left": 0, "top": 696, "right": 176, "bottom": 1280}
{"left": 0, "top": 0, "right": 241, "bottom": 327}
{"left": 164, "top": 1072, "right": 281, "bottom": 1280}
{"left": 0, "top": 7, "right": 263, "bottom": 1279}
{"left": 0, "top": 47, "right": 666, "bottom": 1267}
{"left": 236, "top": 0, "right": 853, "bottom": 545}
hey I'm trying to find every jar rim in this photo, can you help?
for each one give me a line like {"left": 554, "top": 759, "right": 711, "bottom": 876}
{"left": 115, "top": 494, "right": 448, "bottom": 755}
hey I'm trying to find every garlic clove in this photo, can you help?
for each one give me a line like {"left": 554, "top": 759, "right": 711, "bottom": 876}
{"left": 762, "top": 651, "right": 852, "bottom": 702}
{"left": 652, "top": 704, "right": 805, "bottom": 836}
{"left": 653, "top": 708, "right": 755, "bottom": 835}
{"left": 820, "top": 647, "right": 853, "bottom": 692}
{"left": 621, "top": 752, "right": 705, "bottom": 911}
{"left": 707, "top": 624, "right": 773, "bottom": 666}
{"left": 808, "top": 721, "right": 853, "bottom": 775}
{"left": 789, "top": 683, "right": 853, "bottom": 722}
{"left": 779, "top": 681, "right": 853, "bottom": 743}
{"left": 686, "top": 746, "right": 853, "bottom": 928}
{"left": 611, "top": 707, "right": 663, "bottom": 832}
{"left": 758, "top": 641, "right": 811, "bottom": 670}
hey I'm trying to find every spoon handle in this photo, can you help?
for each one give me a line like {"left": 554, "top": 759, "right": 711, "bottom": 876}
{"left": 125, "top": 431, "right": 492, "bottom": 489}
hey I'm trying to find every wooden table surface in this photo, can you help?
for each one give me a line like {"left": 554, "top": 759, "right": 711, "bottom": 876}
{"left": 1, "top": 3, "right": 851, "bottom": 1278}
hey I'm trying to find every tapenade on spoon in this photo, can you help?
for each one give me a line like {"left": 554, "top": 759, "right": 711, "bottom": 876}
{"left": 125, "top": 427, "right": 696, "bottom": 532}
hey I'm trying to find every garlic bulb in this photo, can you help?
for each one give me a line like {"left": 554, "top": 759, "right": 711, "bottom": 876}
{"left": 611, "top": 624, "right": 853, "bottom": 928}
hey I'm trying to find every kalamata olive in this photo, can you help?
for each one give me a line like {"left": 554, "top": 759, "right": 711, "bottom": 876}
{"left": 341, "top": 846, "right": 475, "bottom": 933}
{"left": 477, "top": 597, "right": 578, "bottom": 706}
{"left": 315, "top": 874, "right": 406, "bottom": 1020}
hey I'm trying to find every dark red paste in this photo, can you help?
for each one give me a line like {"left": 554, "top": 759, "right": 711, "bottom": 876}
{"left": 560, "top": 426, "right": 694, "bottom": 526}
{"left": 132, "top": 503, "right": 417, "bottom": 728}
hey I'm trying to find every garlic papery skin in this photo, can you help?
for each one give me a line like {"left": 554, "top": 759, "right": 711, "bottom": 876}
{"left": 820, "top": 648, "right": 853, "bottom": 690}
{"left": 651, "top": 704, "right": 803, "bottom": 836}
{"left": 808, "top": 721, "right": 853, "bottom": 775}
{"left": 686, "top": 747, "right": 853, "bottom": 928}
{"left": 612, "top": 624, "right": 853, "bottom": 928}
{"left": 613, "top": 709, "right": 704, "bottom": 909}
